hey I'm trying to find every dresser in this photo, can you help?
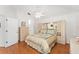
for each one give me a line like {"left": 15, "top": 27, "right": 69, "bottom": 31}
{"left": 20, "top": 26, "right": 28, "bottom": 41}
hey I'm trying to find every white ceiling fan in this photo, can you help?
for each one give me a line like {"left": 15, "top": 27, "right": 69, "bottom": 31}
{"left": 26, "top": 8, "right": 45, "bottom": 19}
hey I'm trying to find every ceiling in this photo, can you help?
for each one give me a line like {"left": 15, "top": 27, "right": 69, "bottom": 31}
{"left": 0, "top": 5, "right": 79, "bottom": 19}
{"left": 15, "top": 5, "right": 79, "bottom": 18}
{"left": 15, "top": 5, "right": 79, "bottom": 12}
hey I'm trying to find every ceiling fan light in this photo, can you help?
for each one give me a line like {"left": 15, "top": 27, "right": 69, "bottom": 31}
{"left": 35, "top": 12, "right": 44, "bottom": 18}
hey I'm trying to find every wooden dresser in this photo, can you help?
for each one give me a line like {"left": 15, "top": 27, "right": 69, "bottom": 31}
{"left": 19, "top": 26, "right": 28, "bottom": 42}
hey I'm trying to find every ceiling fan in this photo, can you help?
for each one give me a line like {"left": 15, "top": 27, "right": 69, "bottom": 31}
{"left": 27, "top": 11, "right": 44, "bottom": 19}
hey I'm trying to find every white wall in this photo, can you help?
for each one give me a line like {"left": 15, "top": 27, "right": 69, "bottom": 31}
{"left": 0, "top": 6, "right": 17, "bottom": 18}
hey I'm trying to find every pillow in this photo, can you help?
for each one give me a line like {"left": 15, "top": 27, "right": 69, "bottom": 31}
{"left": 40, "top": 29, "right": 47, "bottom": 34}
{"left": 46, "top": 29, "right": 56, "bottom": 35}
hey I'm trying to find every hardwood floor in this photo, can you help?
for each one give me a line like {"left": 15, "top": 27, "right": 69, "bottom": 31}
{"left": 50, "top": 43, "right": 70, "bottom": 54}
{"left": 0, "top": 42, "right": 70, "bottom": 54}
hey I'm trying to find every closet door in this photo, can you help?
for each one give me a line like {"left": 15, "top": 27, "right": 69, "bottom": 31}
{"left": 5, "top": 17, "right": 19, "bottom": 47}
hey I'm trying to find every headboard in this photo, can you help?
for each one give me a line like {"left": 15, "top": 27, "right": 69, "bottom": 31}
{"left": 37, "top": 20, "right": 66, "bottom": 44}
{"left": 37, "top": 22, "right": 57, "bottom": 36}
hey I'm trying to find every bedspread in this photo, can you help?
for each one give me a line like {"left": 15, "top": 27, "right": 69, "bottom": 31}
{"left": 25, "top": 34, "right": 57, "bottom": 53}
{"left": 26, "top": 35, "right": 50, "bottom": 53}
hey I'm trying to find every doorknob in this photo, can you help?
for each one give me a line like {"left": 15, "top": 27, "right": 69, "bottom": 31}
{"left": 6, "top": 30, "right": 8, "bottom": 32}
{"left": 0, "top": 23, "right": 1, "bottom": 28}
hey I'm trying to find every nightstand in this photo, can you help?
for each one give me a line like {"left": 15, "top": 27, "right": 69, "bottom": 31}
{"left": 70, "top": 38, "right": 79, "bottom": 54}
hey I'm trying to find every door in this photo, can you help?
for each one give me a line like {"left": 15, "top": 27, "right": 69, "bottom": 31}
{"left": 0, "top": 16, "right": 5, "bottom": 47}
{"left": 5, "top": 17, "right": 19, "bottom": 47}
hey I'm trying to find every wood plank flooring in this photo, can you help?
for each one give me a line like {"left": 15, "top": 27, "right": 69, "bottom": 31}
{"left": 0, "top": 41, "right": 70, "bottom": 54}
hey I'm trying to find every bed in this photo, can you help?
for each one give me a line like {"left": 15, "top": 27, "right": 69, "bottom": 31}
{"left": 25, "top": 23, "right": 57, "bottom": 53}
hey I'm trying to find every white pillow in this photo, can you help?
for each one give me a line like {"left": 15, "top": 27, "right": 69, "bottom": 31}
{"left": 46, "top": 29, "right": 56, "bottom": 35}
{"left": 40, "top": 29, "right": 47, "bottom": 34}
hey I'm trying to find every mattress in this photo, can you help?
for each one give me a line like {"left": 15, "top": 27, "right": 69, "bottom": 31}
{"left": 26, "top": 33, "right": 57, "bottom": 53}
